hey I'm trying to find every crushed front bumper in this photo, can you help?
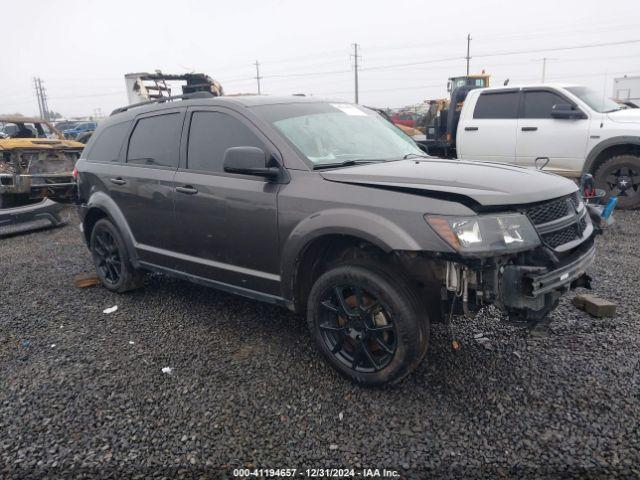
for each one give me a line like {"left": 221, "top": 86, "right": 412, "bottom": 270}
{"left": 0, "top": 198, "right": 69, "bottom": 235}
{"left": 500, "top": 242, "right": 595, "bottom": 323}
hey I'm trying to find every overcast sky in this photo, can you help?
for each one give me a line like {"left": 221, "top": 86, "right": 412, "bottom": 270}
{"left": 1, "top": 0, "right": 638, "bottom": 118}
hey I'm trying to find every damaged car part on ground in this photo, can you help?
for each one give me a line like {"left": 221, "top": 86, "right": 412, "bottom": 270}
{"left": 75, "top": 95, "right": 599, "bottom": 385}
{"left": 0, "top": 198, "right": 69, "bottom": 236}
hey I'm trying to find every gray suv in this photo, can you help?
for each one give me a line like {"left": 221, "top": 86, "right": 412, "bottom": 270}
{"left": 76, "top": 95, "right": 596, "bottom": 385}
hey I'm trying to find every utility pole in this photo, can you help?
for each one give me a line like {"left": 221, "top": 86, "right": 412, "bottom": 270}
{"left": 34, "top": 77, "right": 44, "bottom": 119}
{"left": 351, "top": 43, "right": 360, "bottom": 104}
{"left": 254, "top": 60, "right": 262, "bottom": 95}
{"left": 33, "top": 77, "right": 51, "bottom": 121}
{"left": 39, "top": 79, "right": 50, "bottom": 122}
{"left": 465, "top": 34, "right": 472, "bottom": 76}
{"left": 538, "top": 57, "right": 557, "bottom": 83}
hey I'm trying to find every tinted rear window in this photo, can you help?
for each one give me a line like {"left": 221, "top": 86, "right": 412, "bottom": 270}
{"left": 127, "top": 113, "right": 182, "bottom": 167}
{"left": 87, "top": 121, "right": 130, "bottom": 162}
{"left": 187, "top": 111, "right": 264, "bottom": 173}
{"left": 473, "top": 91, "right": 520, "bottom": 119}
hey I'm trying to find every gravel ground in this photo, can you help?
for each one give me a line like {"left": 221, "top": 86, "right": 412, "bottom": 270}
{"left": 0, "top": 208, "right": 639, "bottom": 479}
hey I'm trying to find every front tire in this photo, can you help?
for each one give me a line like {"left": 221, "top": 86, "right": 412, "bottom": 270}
{"left": 594, "top": 154, "right": 640, "bottom": 209}
{"left": 90, "top": 218, "right": 143, "bottom": 292}
{"left": 307, "top": 261, "right": 429, "bottom": 386}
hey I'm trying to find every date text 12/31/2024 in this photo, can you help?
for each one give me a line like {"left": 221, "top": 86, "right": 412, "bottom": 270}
{"left": 232, "top": 468, "right": 401, "bottom": 478}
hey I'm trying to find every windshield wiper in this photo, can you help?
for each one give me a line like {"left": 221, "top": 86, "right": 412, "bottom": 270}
{"left": 312, "top": 160, "right": 373, "bottom": 170}
{"left": 403, "top": 152, "right": 430, "bottom": 159}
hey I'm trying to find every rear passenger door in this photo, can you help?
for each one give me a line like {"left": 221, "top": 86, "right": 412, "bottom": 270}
{"left": 457, "top": 89, "right": 520, "bottom": 164}
{"left": 172, "top": 107, "right": 281, "bottom": 295}
{"left": 111, "top": 109, "right": 185, "bottom": 263}
{"left": 516, "top": 88, "right": 590, "bottom": 176}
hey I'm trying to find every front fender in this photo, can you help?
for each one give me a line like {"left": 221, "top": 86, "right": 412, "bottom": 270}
{"left": 279, "top": 208, "right": 453, "bottom": 301}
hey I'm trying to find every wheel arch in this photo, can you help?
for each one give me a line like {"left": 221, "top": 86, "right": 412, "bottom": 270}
{"left": 280, "top": 209, "right": 428, "bottom": 312}
{"left": 584, "top": 136, "right": 640, "bottom": 175}
{"left": 82, "top": 191, "right": 139, "bottom": 266}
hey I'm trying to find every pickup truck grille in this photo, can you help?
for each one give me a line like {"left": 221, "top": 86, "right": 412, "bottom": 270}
{"left": 523, "top": 193, "right": 589, "bottom": 251}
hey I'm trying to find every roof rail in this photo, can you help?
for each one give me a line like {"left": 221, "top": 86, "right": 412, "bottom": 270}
{"left": 110, "top": 91, "right": 214, "bottom": 116}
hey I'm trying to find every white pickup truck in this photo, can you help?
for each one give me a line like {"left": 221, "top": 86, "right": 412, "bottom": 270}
{"left": 422, "top": 84, "right": 640, "bottom": 208}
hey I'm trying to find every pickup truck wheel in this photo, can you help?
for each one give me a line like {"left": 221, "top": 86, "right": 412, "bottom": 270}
{"left": 594, "top": 154, "right": 640, "bottom": 209}
{"left": 307, "top": 262, "right": 428, "bottom": 386}
{"left": 90, "top": 218, "right": 143, "bottom": 293}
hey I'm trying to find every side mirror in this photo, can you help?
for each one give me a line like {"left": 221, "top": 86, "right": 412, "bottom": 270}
{"left": 550, "top": 103, "right": 587, "bottom": 119}
{"left": 223, "top": 146, "right": 280, "bottom": 178}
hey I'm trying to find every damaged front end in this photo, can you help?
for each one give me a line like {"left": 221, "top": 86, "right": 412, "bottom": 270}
{"left": 401, "top": 191, "right": 597, "bottom": 326}
{"left": 0, "top": 146, "right": 81, "bottom": 202}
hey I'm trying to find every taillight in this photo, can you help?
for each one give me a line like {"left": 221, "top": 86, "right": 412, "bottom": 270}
{"left": 72, "top": 167, "right": 78, "bottom": 179}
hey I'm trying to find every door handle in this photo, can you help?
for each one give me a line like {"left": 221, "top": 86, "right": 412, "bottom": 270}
{"left": 521, "top": 127, "right": 538, "bottom": 131}
{"left": 176, "top": 185, "right": 198, "bottom": 195}
{"left": 109, "top": 177, "right": 126, "bottom": 185}
{"left": 464, "top": 126, "right": 478, "bottom": 131}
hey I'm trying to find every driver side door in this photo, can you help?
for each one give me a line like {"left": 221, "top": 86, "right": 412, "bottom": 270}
{"left": 172, "top": 107, "right": 282, "bottom": 295}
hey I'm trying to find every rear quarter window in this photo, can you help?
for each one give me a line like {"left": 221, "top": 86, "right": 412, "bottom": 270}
{"left": 86, "top": 121, "right": 130, "bottom": 163}
{"left": 473, "top": 91, "right": 520, "bottom": 119}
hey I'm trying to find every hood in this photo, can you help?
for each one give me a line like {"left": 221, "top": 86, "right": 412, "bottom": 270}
{"left": 320, "top": 159, "right": 577, "bottom": 207}
{"left": 0, "top": 138, "right": 84, "bottom": 151}
{"left": 607, "top": 108, "right": 640, "bottom": 123}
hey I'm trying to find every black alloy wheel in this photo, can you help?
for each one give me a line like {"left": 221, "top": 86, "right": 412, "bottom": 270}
{"left": 89, "top": 218, "right": 144, "bottom": 293}
{"left": 93, "top": 228, "right": 122, "bottom": 286}
{"left": 307, "top": 262, "right": 429, "bottom": 385}
{"left": 318, "top": 284, "right": 397, "bottom": 373}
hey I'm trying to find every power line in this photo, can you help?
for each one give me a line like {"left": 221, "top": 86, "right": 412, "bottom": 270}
{"left": 357, "top": 38, "right": 640, "bottom": 73}
{"left": 474, "top": 38, "right": 640, "bottom": 59}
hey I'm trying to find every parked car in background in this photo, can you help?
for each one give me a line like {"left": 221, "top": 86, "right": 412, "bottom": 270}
{"left": 76, "top": 95, "right": 597, "bottom": 385}
{"left": 0, "top": 116, "right": 83, "bottom": 209}
{"left": 390, "top": 111, "right": 420, "bottom": 128}
{"left": 422, "top": 83, "right": 640, "bottom": 209}
{"left": 63, "top": 121, "right": 97, "bottom": 140}
{"left": 54, "top": 120, "right": 79, "bottom": 132}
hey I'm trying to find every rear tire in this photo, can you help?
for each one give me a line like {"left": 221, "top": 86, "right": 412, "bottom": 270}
{"left": 307, "top": 260, "right": 429, "bottom": 386}
{"left": 90, "top": 218, "right": 144, "bottom": 293}
{"left": 594, "top": 154, "right": 640, "bottom": 209}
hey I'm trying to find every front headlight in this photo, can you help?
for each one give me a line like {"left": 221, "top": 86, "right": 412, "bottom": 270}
{"left": 425, "top": 213, "right": 540, "bottom": 254}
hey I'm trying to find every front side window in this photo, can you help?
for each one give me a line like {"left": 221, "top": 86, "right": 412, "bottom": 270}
{"left": 252, "top": 102, "right": 423, "bottom": 166}
{"left": 127, "top": 113, "right": 182, "bottom": 167}
{"left": 473, "top": 91, "right": 520, "bottom": 119}
{"left": 187, "top": 111, "right": 264, "bottom": 173}
{"left": 522, "top": 91, "right": 571, "bottom": 119}
{"left": 565, "top": 86, "right": 622, "bottom": 113}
